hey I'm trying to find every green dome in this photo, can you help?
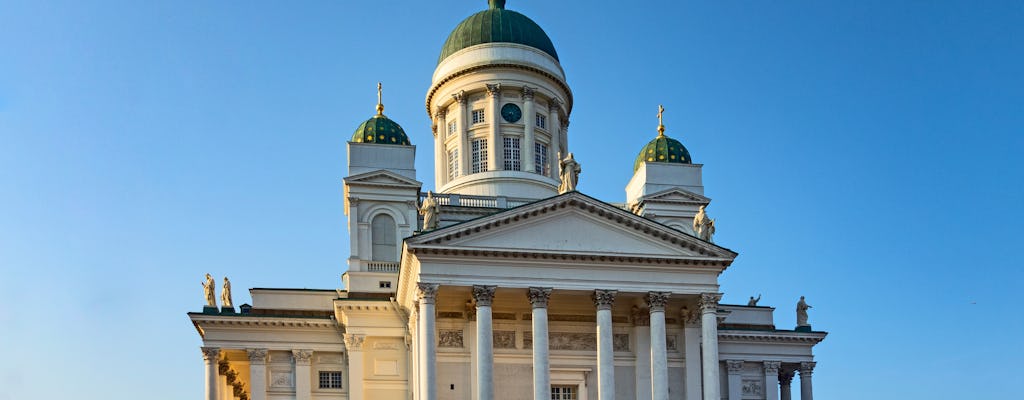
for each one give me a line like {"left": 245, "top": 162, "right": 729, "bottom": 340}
{"left": 351, "top": 115, "right": 411, "bottom": 146}
{"left": 438, "top": 0, "right": 559, "bottom": 64}
{"left": 634, "top": 134, "right": 693, "bottom": 171}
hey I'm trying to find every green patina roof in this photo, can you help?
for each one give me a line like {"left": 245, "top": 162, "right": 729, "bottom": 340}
{"left": 634, "top": 133, "right": 693, "bottom": 171}
{"left": 351, "top": 115, "right": 411, "bottom": 146}
{"left": 438, "top": 0, "right": 558, "bottom": 64}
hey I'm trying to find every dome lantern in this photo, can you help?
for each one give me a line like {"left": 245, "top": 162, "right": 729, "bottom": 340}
{"left": 634, "top": 105, "right": 693, "bottom": 171}
{"left": 351, "top": 82, "right": 411, "bottom": 146}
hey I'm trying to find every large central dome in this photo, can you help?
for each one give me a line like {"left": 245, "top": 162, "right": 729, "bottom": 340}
{"left": 438, "top": 0, "right": 558, "bottom": 64}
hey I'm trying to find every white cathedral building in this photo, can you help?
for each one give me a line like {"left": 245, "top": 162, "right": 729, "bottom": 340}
{"left": 188, "top": 2, "right": 827, "bottom": 400}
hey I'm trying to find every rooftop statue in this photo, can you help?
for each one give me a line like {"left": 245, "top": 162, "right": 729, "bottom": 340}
{"left": 796, "top": 296, "right": 812, "bottom": 327}
{"left": 221, "top": 277, "right": 233, "bottom": 308}
{"left": 557, "top": 152, "right": 580, "bottom": 194}
{"left": 693, "top": 205, "right": 716, "bottom": 242}
{"left": 747, "top": 294, "right": 761, "bottom": 306}
{"left": 419, "top": 191, "right": 440, "bottom": 231}
{"left": 202, "top": 273, "right": 217, "bottom": 307}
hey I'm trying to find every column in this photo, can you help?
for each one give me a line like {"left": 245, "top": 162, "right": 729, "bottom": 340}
{"left": 522, "top": 86, "right": 536, "bottom": 173}
{"left": 647, "top": 292, "right": 671, "bottom": 400}
{"left": 681, "top": 307, "right": 702, "bottom": 400}
{"left": 799, "top": 362, "right": 815, "bottom": 400}
{"left": 726, "top": 360, "right": 743, "bottom": 400}
{"left": 247, "top": 349, "right": 268, "bottom": 400}
{"left": 699, "top": 293, "right": 723, "bottom": 400}
{"left": 219, "top": 359, "right": 231, "bottom": 400}
{"left": 593, "top": 289, "right": 617, "bottom": 400}
{"left": 345, "top": 334, "right": 366, "bottom": 400}
{"left": 434, "top": 108, "right": 447, "bottom": 188}
{"left": 632, "top": 306, "right": 651, "bottom": 400}
{"left": 763, "top": 361, "right": 781, "bottom": 400}
{"left": 202, "top": 347, "right": 220, "bottom": 400}
{"left": 779, "top": 370, "right": 795, "bottom": 400}
{"left": 409, "top": 304, "right": 420, "bottom": 400}
{"left": 548, "top": 99, "right": 561, "bottom": 178}
{"left": 528, "top": 287, "right": 553, "bottom": 400}
{"left": 485, "top": 83, "right": 502, "bottom": 171}
{"left": 473, "top": 285, "right": 497, "bottom": 400}
{"left": 293, "top": 350, "right": 313, "bottom": 400}
{"left": 417, "top": 283, "right": 440, "bottom": 400}
{"left": 453, "top": 91, "right": 469, "bottom": 176}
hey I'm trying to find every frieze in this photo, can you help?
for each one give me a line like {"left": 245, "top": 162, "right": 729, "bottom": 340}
{"left": 270, "top": 370, "right": 293, "bottom": 388}
{"left": 438, "top": 329, "right": 464, "bottom": 348}
{"left": 742, "top": 379, "right": 764, "bottom": 396}
{"left": 438, "top": 311, "right": 464, "bottom": 319}
{"left": 493, "top": 312, "right": 517, "bottom": 320}
{"left": 373, "top": 341, "right": 399, "bottom": 350}
{"left": 549, "top": 314, "right": 596, "bottom": 322}
{"left": 494, "top": 331, "right": 516, "bottom": 349}
{"left": 613, "top": 334, "right": 630, "bottom": 351}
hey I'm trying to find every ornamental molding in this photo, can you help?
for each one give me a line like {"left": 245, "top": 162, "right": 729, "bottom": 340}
{"left": 726, "top": 360, "right": 745, "bottom": 373}
{"left": 427, "top": 63, "right": 573, "bottom": 118}
{"left": 404, "top": 192, "right": 737, "bottom": 263}
{"left": 718, "top": 331, "right": 827, "bottom": 345}
{"left": 639, "top": 187, "right": 711, "bottom": 206}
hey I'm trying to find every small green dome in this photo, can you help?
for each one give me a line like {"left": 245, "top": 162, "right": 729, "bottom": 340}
{"left": 634, "top": 134, "right": 693, "bottom": 171}
{"left": 438, "top": 0, "right": 559, "bottom": 65}
{"left": 351, "top": 115, "right": 411, "bottom": 146}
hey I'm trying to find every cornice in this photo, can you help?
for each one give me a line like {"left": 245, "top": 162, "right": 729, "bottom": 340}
{"left": 427, "top": 63, "right": 574, "bottom": 118}
{"left": 718, "top": 330, "right": 827, "bottom": 345}
{"left": 407, "top": 246, "right": 731, "bottom": 267}
{"left": 189, "top": 314, "right": 337, "bottom": 329}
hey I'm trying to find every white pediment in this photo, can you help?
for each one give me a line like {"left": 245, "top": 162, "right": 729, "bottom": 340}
{"left": 407, "top": 192, "right": 736, "bottom": 260}
{"left": 344, "top": 170, "right": 422, "bottom": 187}
{"left": 643, "top": 188, "right": 710, "bottom": 204}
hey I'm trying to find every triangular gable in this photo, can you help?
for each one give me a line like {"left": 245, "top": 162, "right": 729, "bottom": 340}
{"left": 407, "top": 192, "right": 737, "bottom": 260}
{"left": 343, "top": 170, "right": 422, "bottom": 188}
{"left": 641, "top": 187, "right": 710, "bottom": 204}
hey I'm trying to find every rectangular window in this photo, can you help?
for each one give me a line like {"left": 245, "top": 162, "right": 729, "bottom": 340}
{"left": 536, "top": 113, "right": 547, "bottom": 129}
{"left": 378, "top": 281, "right": 392, "bottom": 289}
{"left": 534, "top": 142, "right": 549, "bottom": 176}
{"left": 471, "top": 109, "right": 486, "bottom": 124}
{"left": 551, "top": 386, "right": 577, "bottom": 400}
{"left": 448, "top": 120, "right": 457, "bottom": 135}
{"left": 319, "top": 371, "right": 343, "bottom": 389}
{"left": 503, "top": 137, "right": 521, "bottom": 171}
{"left": 447, "top": 148, "right": 459, "bottom": 180}
{"left": 471, "top": 139, "right": 488, "bottom": 174}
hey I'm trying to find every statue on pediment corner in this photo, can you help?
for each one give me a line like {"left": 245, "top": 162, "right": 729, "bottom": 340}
{"left": 419, "top": 191, "right": 440, "bottom": 231}
{"left": 693, "top": 205, "right": 716, "bottom": 242}
{"left": 221, "top": 277, "right": 233, "bottom": 308}
{"left": 557, "top": 152, "right": 580, "bottom": 194}
{"left": 203, "top": 273, "right": 217, "bottom": 307}
{"left": 796, "top": 296, "right": 812, "bottom": 327}
{"left": 747, "top": 294, "right": 761, "bottom": 306}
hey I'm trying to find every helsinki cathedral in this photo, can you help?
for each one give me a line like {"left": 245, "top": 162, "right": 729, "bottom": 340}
{"left": 189, "top": 2, "right": 827, "bottom": 400}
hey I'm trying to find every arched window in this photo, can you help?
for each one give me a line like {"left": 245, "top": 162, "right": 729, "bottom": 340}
{"left": 371, "top": 214, "right": 397, "bottom": 262}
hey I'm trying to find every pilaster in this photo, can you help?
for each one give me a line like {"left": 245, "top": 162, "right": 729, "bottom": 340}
{"left": 246, "top": 349, "right": 268, "bottom": 400}
{"left": 485, "top": 83, "right": 502, "bottom": 171}
{"left": 292, "top": 349, "right": 313, "bottom": 400}
{"left": 726, "top": 360, "right": 744, "bottom": 400}
{"left": 763, "top": 361, "right": 782, "bottom": 400}
{"left": 345, "top": 334, "right": 366, "bottom": 400}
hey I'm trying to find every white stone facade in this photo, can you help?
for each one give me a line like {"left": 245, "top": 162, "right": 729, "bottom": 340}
{"left": 188, "top": 3, "right": 826, "bottom": 400}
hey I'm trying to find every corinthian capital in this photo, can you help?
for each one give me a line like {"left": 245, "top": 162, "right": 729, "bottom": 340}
{"left": 699, "top": 293, "right": 723, "bottom": 314}
{"left": 292, "top": 349, "right": 313, "bottom": 365}
{"left": 435, "top": 107, "right": 447, "bottom": 119}
{"left": 344, "top": 334, "right": 366, "bottom": 351}
{"left": 645, "top": 291, "right": 671, "bottom": 312}
{"left": 521, "top": 86, "right": 535, "bottom": 100}
{"left": 527, "top": 287, "right": 552, "bottom": 309}
{"left": 763, "top": 361, "right": 782, "bottom": 375}
{"left": 726, "top": 360, "right": 745, "bottom": 373}
{"left": 452, "top": 90, "right": 466, "bottom": 104}
{"left": 592, "top": 289, "right": 617, "bottom": 310}
{"left": 799, "top": 361, "right": 816, "bottom": 376}
{"left": 201, "top": 347, "right": 220, "bottom": 361}
{"left": 472, "top": 285, "right": 497, "bottom": 307}
{"left": 485, "top": 83, "right": 501, "bottom": 97}
{"left": 246, "top": 348, "right": 268, "bottom": 365}
{"left": 417, "top": 282, "right": 440, "bottom": 304}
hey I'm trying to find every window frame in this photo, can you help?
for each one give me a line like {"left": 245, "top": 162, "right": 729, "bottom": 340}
{"left": 471, "top": 139, "right": 488, "bottom": 174}
{"left": 503, "top": 136, "right": 522, "bottom": 171}
{"left": 318, "top": 370, "right": 343, "bottom": 390}
{"left": 471, "top": 109, "right": 486, "bottom": 124}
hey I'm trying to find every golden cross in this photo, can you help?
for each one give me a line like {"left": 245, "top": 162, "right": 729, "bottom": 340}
{"left": 657, "top": 104, "right": 665, "bottom": 126}
{"left": 376, "top": 82, "right": 384, "bottom": 115}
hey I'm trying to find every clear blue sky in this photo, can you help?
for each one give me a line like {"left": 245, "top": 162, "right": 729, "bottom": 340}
{"left": 1, "top": 1, "right": 1021, "bottom": 399}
